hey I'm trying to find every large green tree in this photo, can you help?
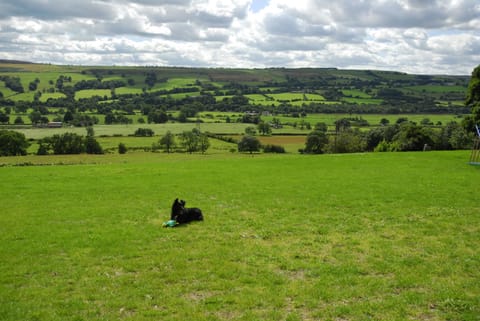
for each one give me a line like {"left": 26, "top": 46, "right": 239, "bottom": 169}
{"left": 159, "top": 131, "right": 176, "bottom": 153}
{"left": 393, "top": 123, "right": 435, "bottom": 151}
{"left": 304, "top": 130, "right": 329, "bottom": 154}
{"left": 465, "top": 65, "right": 480, "bottom": 131}
{"left": 238, "top": 135, "right": 261, "bottom": 154}
{"left": 180, "top": 130, "right": 199, "bottom": 154}
{"left": 198, "top": 133, "right": 210, "bottom": 154}
{"left": 257, "top": 122, "right": 272, "bottom": 135}
{"left": 0, "top": 130, "right": 29, "bottom": 156}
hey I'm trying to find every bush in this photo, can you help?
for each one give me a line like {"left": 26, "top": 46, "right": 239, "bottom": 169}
{"left": 373, "top": 140, "right": 400, "bottom": 152}
{"left": 134, "top": 128, "right": 155, "bottom": 137}
{"left": 37, "top": 132, "right": 103, "bottom": 155}
{"left": 85, "top": 136, "right": 104, "bottom": 154}
{"left": 118, "top": 143, "right": 127, "bottom": 154}
{"left": 327, "top": 130, "right": 366, "bottom": 153}
{"left": 304, "top": 130, "right": 328, "bottom": 154}
{"left": 263, "top": 144, "right": 286, "bottom": 153}
{"left": 38, "top": 133, "right": 84, "bottom": 155}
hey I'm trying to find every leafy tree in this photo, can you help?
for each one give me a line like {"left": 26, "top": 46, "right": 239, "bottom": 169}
{"left": 245, "top": 126, "right": 257, "bottom": 136}
{"left": 304, "top": 130, "right": 328, "bottom": 154}
{"left": 145, "top": 71, "right": 157, "bottom": 88}
{"left": 180, "top": 130, "right": 199, "bottom": 154}
{"left": 314, "top": 122, "right": 328, "bottom": 132}
{"left": 147, "top": 110, "right": 168, "bottom": 124}
{"left": 0, "top": 112, "right": 9, "bottom": 124}
{"left": 85, "top": 136, "right": 103, "bottom": 154}
{"left": 396, "top": 117, "right": 409, "bottom": 124}
{"left": 263, "top": 144, "right": 285, "bottom": 153}
{"left": 376, "top": 88, "right": 404, "bottom": 99}
{"left": 176, "top": 128, "right": 210, "bottom": 154}
{"left": 437, "top": 121, "right": 472, "bottom": 150}
{"left": 86, "top": 126, "right": 95, "bottom": 137}
{"left": 231, "top": 95, "right": 249, "bottom": 106}
{"left": 36, "top": 142, "right": 49, "bottom": 155}
{"left": 134, "top": 128, "right": 155, "bottom": 137}
{"left": 28, "top": 81, "right": 38, "bottom": 91}
{"left": 242, "top": 113, "right": 260, "bottom": 124}
{"left": 177, "top": 111, "right": 188, "bottom": 123}
{"left": 63, "top": 110, "right": 74, "bottom": 123}
{"left": 118, "top": 143, "right": 127, "bottom": 154}
{"left": 258, "top": 122, "right": 272, "bottom": 135}
{"left": 42, "top": 133, "right": 86, "bottom": 154}
{"left": 420, "top": 118, "right": 433, "bottom": 126}
{"left": 37, "top": 106, "right": 49, "bottom": 115}
{"left": 448, "top": 126, "right": 472, "bottom": 149}
{"left": 29, "top": 111, "right": 42, "bottom": 124}
{"left": 238, "top": 135, "right": 261, "bottom": 154}
{"left": 14, "top": 116, "right": 24, "bottom": 125}
{"left": 365, "top": 127, "right": 387, "bottom": 151}
{"left": 393, "top": 123, "right": 435, "bottom": 151}
{"left": 198, "top": 133, "right": 210, "bottom": 154}
{"left": 327, "top": 129, "right": 366, "bottom": 153}
{"left": 380, "top": 118, "right": 390, "bottom": 126}
{"left": 0, "top": 130, "right": 29, "bottom": 156}
{"left": 0, "top": 76, "right": 24, "bottom": 93}
{"left": 105, "top": 113, "right": 116, "bottom": 124}
{"left": 271, "top": 118, "right": 281, "bottom": 128}
{"left": 465, "top": 65, "right": 480, "bottom": 130}
{"left": 159, "top": 131, "right": 176, "bottom": 153}
{"left": 334, "top": 118, "right": 351, "bottom": 133}
{"left": 71, "top": 114, "right": 98, "bottom": 127}
{"left": 374, "top": 140, "right": 400, "bottom": 152}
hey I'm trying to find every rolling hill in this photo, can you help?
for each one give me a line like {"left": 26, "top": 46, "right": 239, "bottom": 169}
{"left": 0, "top": 60, "right": 470, "bottom": 114}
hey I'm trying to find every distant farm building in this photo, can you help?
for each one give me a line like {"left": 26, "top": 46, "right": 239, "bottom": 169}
{"left": 47, "top": 122, "right": 63, "bottom": 128}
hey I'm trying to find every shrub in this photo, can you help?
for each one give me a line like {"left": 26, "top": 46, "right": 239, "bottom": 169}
{"left": 263, "top": 144, "right": 286, "bottom": 153}
{"left": 118, "top": 143, "right": 127, "bottom": 154}
{"left": 43, "top": 133, "right": 85, "bottom": 154}
{"left": 134, "top": 128, "right": 154, "bottom": 137}
{"left": 85, "top": 136, "right": 104, "bottom": 154}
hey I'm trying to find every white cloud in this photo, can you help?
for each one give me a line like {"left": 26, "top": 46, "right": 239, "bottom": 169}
{"left": 0, "top": 0, "right": 478, "bottom": 74}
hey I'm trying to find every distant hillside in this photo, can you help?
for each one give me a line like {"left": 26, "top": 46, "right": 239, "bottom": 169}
{"left": 0, "top": 59, "right": 34, "bottom": 64}
{"left": 0, "top": 61, "right": 471, "bottom": 114}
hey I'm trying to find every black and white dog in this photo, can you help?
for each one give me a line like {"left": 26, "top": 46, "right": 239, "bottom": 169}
{"left": 171, "top": 198, "right": 204, "bottom": 224}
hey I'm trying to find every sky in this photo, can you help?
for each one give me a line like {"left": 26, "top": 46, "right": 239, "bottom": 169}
{"left": 0, "top": 0, "right": 479, "bottom": 75}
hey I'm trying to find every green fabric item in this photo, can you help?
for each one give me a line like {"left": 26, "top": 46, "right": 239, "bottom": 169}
{"left": 163, "top": 220, "right": 177, "bottom": 227}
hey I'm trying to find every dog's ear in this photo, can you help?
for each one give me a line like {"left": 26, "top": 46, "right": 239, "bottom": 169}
{"left": 180, "top": 200, "right": 186, "bottom": 206}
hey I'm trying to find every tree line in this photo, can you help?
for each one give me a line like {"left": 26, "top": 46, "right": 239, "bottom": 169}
{"left": 301, "top": 119, "right": 472, "bottom": 154}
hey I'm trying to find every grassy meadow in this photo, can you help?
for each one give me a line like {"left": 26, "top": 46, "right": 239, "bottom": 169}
{"left": 0, "top": 151, "right": 479, "bottom": 321}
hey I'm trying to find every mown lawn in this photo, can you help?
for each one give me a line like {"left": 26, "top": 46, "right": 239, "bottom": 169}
{"left": 0, "top": 151, "right": 479, "bottom": 321}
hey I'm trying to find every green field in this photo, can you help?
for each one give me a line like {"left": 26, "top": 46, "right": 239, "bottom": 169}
{"left": 405, "top": 85, "right": 467, "bottom": 93}
{"left": 75, "top": 89, "right": 112, "bottom": 100}
{"left": 13, "top": 123, "right": 252, "bottom": 140}
{"left": 0, "top": 151, "right": 479, "bottom": 320}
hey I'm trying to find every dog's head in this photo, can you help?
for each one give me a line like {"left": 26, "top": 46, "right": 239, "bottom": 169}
{"left": 171, "top": 198, "right": 184, "bottom": 220}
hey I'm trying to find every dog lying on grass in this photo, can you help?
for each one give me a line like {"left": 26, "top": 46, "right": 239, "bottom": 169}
{"left": 170, "top": 198, "right": 203, "bottom": 224}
